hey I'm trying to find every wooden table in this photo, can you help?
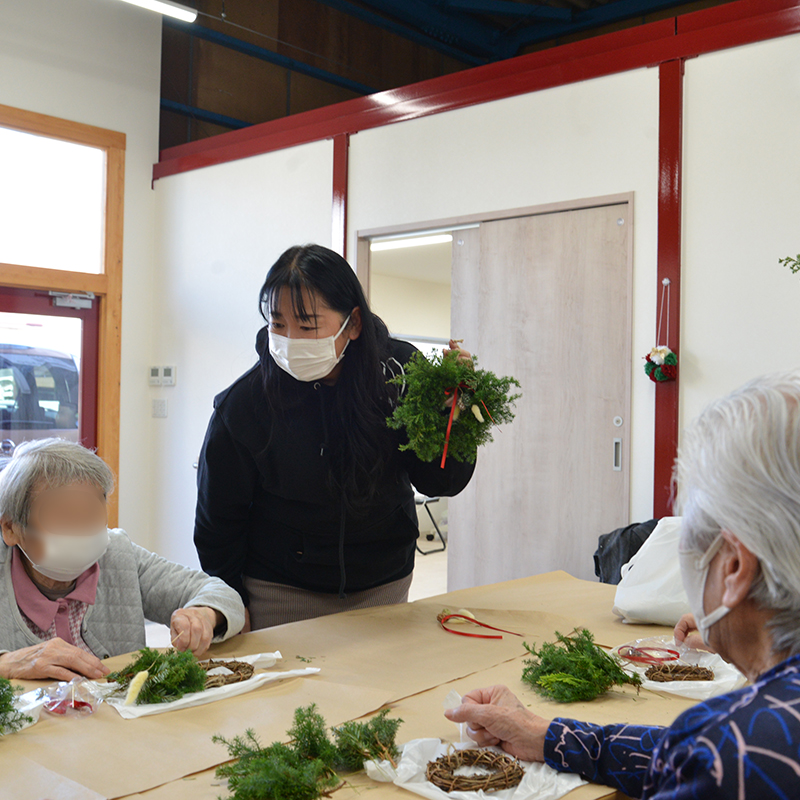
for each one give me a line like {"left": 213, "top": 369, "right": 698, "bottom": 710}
{"left": 2, "top": 572, "right": 697, "bottom": 800}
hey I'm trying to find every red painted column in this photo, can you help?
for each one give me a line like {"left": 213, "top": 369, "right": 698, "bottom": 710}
{"left": 332, "top": 133, "right": 350, "bottom": 259}
{"left": 653, "top": 58, "right": 684, "bottom": 517}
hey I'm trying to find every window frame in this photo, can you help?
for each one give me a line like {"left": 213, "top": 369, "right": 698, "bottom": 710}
{"left": 0, "top": 103, "right": 125, "bottom": 525}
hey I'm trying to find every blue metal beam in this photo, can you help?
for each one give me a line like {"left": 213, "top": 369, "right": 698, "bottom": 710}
{"left": 160, "top": 99, "right": 251, "bottom": 130}
{"left": 313, "top": 0, "right": 487, "bottom": 66}
{"left": 502, "top": 0, "right": 692, "bottom": 51}
{"left": 163, "top": 17, "right": 378, "bottom": 96}
{"left": 354, "top": 0, "right": 504, "bottom": 57}
{"left": 444, "top": 0, "right": 571, "bottom": 22}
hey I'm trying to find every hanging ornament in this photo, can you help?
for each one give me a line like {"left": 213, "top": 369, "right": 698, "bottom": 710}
{"left": 644, "top": 278, "right": 678, "bottom": 382}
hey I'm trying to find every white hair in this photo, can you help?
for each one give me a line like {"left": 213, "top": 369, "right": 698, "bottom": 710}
{"left": 0, "top": 438, "right": 115, "bottom": 531}
{"left": 675, "top": 370, "right": 800, "bottom": 656}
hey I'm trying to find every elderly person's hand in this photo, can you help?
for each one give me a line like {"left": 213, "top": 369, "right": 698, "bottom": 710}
{"left": 0, "top": 638, "right": 109, "bottom": 681}
{"left": 444, "top": 685, "right": 552, "bottom": 762}
{"left": 170, "top": 606, "right": 223, "bottom": 656}
{"left": 674, "top": 612, "right": 713, "bottom": 652}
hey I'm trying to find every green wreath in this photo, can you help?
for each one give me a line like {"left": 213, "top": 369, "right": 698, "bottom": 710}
{"left": 387, "top": 350, "right": 521, "bottom": 464}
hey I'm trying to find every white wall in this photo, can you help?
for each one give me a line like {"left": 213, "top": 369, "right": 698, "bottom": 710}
{"left": 0, "top": 0, "right": 162, "bottom": 548}
{"left": 370, "top": 273, "right": 451, "bottom": 339}
{"left": 151, "top": 140, "right": 334, "bottom": 567}
{"left": 681, "top": 34, "right": 800, "bottom": 425}
{"left": 348, "top": 68, "right": 660, "bottom": 523}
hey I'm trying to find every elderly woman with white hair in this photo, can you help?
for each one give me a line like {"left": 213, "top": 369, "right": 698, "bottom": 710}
{"left": 445, "top": 370, "right": 800, "bottom": 799}
{"left": 0, "top": 439, "right": 245, "bottom": 681}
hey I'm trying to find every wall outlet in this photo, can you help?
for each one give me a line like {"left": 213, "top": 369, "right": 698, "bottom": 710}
{"left": 152, "top": 399, "right": 168, "bottom": 418}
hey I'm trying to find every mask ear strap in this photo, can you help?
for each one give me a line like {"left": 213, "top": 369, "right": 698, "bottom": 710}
{"left": 335, "top": 314, "right": 352, "bottom": 339}
{"left": 698, "top": 533, "right": 726, "bottom": 569}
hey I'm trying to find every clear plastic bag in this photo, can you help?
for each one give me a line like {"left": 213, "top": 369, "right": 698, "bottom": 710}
{"left": 612, "top": 635, "right": 747, "bottom": 700}
{"left": 40, "top": 677, "right": 109, "bottom": 717}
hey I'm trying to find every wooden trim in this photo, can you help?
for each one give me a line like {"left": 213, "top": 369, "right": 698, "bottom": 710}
{"left": 0, "top": 107, "right": 125, "bottom": 527}
{"left": 653, "top": 59, "right": 684, "bottom": 519}
{"left": 0, "top": 102, "right": 126, "bottom": 151}
{"left": 97, "top": 146, "right": 125, "bottom": 528}
{"left": 0, "top": 264, "right": 107, "bottom": 294}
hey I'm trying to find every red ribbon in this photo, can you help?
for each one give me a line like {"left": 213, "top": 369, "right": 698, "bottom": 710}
{"left": 616, "top": 645, "right": 680, "bottom": 665}
{"left": 441, "top": 384, "right": 459, "bottom": 469}
{"left": 438, "top": 613, "right": 523, "bottom": 639}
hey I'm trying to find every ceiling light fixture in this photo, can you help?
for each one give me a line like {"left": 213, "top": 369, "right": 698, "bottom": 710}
{"left": 370, "top": 234, "right": 453, "bottom": 252}
{"left": 116, "top": 0, "right": 198, "bottom": 23}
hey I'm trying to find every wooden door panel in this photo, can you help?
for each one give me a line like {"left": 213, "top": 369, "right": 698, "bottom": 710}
{"left": 449, "top": 204, "right": 631, "bottom": 587}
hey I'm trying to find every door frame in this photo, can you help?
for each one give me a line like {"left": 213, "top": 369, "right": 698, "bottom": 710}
{"left": 0, "top": 103, "right": 125, "bottom": 525}
{"left": 356, "top": 191, "right": 635, "bottom": 518}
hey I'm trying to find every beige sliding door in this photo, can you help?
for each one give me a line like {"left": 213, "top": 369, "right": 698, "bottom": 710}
{"left": 449, "top": 202, "right": 631, "bottom": 588}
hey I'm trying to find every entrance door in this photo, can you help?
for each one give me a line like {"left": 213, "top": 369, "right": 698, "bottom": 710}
{"left": 0, "top": 287, "right": 99, "bottom": 456}
{"left": 449, "top": 203, "right": 631, "bottom": 587}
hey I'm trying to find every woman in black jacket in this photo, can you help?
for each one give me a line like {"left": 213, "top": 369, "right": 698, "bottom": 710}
{"left": 194, "top": 244, "right": 475, "bottom": 630}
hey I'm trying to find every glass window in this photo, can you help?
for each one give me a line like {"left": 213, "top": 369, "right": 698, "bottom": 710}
{"left": 0, "top": 127, "right": 106, "bottom": 273}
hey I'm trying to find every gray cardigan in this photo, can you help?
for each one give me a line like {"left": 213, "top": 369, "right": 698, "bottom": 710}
{"left": 0, "top": 529, "right": 245, "bottom": 658}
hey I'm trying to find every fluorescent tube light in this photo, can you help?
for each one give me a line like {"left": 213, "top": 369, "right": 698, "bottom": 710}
{"left": 117, "top": 0, "right": 198, "bottom": 23}
{"left": 370, "top": 234, "right": 453, "bottom": 252}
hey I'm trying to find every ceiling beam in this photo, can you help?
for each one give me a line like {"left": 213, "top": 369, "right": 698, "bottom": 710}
{"left": 314, "top": 0, "right": 488, "bottom": 65}
{"left": 164, "top": 17, "right": 378, "bottom": 96}
{"left": 443, "top": 0, "right": 572, "bottom": 22}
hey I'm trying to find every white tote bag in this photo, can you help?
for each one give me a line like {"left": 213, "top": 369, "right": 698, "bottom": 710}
{"left": 612, "top": 516, "right": 691, "bottom": 626}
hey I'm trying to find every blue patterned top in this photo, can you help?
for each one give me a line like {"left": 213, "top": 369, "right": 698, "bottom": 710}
{"left": 543, "top": 653, "right": 800, "bottom": 799}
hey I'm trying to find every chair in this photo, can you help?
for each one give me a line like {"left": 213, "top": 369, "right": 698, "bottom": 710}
{"left": 414, "top": 493, "right": 446, "bottom": 555}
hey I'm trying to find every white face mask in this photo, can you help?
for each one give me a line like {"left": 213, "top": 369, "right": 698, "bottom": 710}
{"left": 268, "top": 314, "right": 351, "bottom": 382}
{"left": 18, "top": 527, "right": 109, "bottom": 583}
{"left": 678, "top": 532, "right": 731, "bottom": 646}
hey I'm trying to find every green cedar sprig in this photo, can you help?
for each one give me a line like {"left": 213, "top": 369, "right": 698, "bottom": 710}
{"left": 387, "top": 351, "right": 521, "bottom": 463}
{"left": 106, "top": 647, "right": 207, "bottom": 705}
{"left": 0, "top": 676, "right": 32, "bottom": 736}
{"left": 213, "top": 704, "right": 403, "bottom": 800}
{"left": 521, "top": 628, "right": 641, "bottom": 703}
{"left": 779, "top": 254, "right": 800, "bottom": 275}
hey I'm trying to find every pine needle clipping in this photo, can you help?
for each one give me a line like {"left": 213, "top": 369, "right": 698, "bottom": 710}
{"left": 522, "top": 628, "right": 642, "bottom": 703}
{"left": 0, "top": 676, "right": 32, "bottom": 736}
{"left": 106, "top": 647, "right": 206, "bottom": 705}
{"left": 387, "top": 350, "right": 521, "bottom": 463}
{"left": 213, "top": 704, "right": 402, "bottom": 800}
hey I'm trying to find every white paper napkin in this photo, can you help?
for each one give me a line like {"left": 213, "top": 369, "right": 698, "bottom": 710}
{"left": 98, "top": 652, "right": 320, "bottom": 719}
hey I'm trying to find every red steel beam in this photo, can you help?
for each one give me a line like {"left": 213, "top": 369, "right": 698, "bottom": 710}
{"left": 154, "top": 0, "right": 800, "bottom": 181}
{"left": 332, "top": 133, "right": 349, "bottom": 258}
{"left": 653, "top": 58, "right": 684, "bottom": 518}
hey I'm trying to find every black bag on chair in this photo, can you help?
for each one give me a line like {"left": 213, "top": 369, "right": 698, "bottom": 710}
{"left": 594, "top": 519, "right": 659, "bottom": 584}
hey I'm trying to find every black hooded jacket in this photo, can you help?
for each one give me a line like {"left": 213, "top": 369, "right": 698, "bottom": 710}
{"left": 194, "top": 331, "right": 475, "bottom": 603}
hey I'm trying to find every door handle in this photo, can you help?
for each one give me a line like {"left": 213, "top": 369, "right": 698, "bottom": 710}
{"left": 613, "top": 438, "right": 622, "bottom": 471}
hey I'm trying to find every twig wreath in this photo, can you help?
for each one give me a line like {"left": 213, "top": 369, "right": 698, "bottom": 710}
{"left": 387, "top": 350, "right": 521, "bottom": 467}
{"left": 200, "top": 659, "right": 255, "bottom": 689}
{"left": 644, "top": 664, "right": 714, "bottom": 682}
{"left": 426, "top": 749, "right": 525, "bottom": 793}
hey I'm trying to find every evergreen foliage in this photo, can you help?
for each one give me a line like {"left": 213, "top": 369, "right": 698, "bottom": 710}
{"left": 521, "top": 628, "right": 642, "bottom": 703}
{"left": 0, "top": 676, "right": 31, "bottom": 736}
{"left": 106, "top": 647, "right": 207, "bottom": 704}
{"left": 387, "top": 351, "right": 521, "bottom": 463}
{"left": 331, "top": 709, "right": 402, "bottom": 771}
{"left": 214, "top": 704, "right": 403, "bottom": 800}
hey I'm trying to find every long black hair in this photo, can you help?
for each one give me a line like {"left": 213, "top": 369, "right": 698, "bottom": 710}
{"left": 258, "top": 244, "right": 398, "bottom": 515}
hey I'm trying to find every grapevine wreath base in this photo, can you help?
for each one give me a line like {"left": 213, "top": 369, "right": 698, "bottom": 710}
{"left": 200, "top": 659, "right": 255, "bottom": 689}
{"left": 426, "top": 749, "right": 525, "bottom": 793}
{"left": 644, "top": 664, "right": 715, "bottom": 682}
